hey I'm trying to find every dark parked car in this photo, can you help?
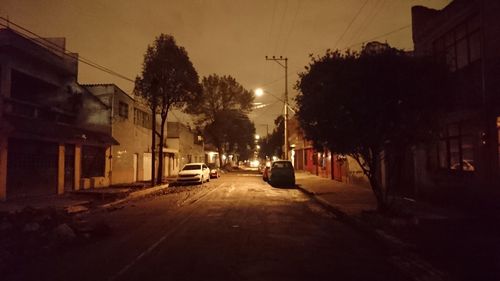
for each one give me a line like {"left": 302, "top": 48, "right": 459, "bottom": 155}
{"left": 268, "top": 160, "right": 295, "bottom": 186}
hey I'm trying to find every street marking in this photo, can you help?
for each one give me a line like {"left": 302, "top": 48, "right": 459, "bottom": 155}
{"left": 225, "top": 184, "right": 236, "bottom": 197}
{"left": 107, "top": 186, "right": 219, "bottom": 281}
{"left": 233, "top": 173, "right": 261, "bottom": 177}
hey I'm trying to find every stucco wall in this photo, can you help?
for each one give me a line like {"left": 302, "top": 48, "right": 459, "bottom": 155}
{"left": 86, "top": 84, "right": 154, "bottom": 185}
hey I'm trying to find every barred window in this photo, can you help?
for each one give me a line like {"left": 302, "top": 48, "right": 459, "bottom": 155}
{"left": 433, "top": 122, "right": 476, "bottom": 173}
{"left": 118, "top": 102, "right": 129, "bottom": 118}
{"left": 133, "top": 108, "right": 152, "bottom": 129}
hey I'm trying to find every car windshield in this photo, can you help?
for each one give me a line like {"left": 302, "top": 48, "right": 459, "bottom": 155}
{"left": 182, "top": 164, "right": 201, "bottom": 171}
{"left": 207, "top": 163, "right": 216, "bottom": 169}
{"left": 272, "top": 161, "right": 293, "bottom": 169}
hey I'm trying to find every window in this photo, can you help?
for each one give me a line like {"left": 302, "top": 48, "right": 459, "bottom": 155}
{"left": 435, "top": 122, "right": 476, "bottom": 172}
{"left": 82, "top": 146, "right": 106, "bottom": 177}
{"left": 469, "top": 31, "right": 481, "bottom": 62}
{"left": 118, "top": 101, "right": 129, "bottom": 118}
{"left": 133, "top": 108, "right": 152, "bottom": 129}
{"left": 272, "top": 161, "right": 293, "bottom": 169}
{"left": 433, "top": 14, "right": 481, "bottom": 71}
{"left": 497, "top": 117, "right": 500, "bottom": 172}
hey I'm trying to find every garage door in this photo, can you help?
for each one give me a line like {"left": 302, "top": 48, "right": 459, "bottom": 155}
{"left": 143, "top": 153, "right": 152, "bottom": 181}
{"left": 7, "top": 138, "right": 58, "bottom": 198}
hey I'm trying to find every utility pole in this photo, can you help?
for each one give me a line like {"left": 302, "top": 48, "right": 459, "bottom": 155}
{"left": 265, "top": 55, "right": 288, "bottom": 160}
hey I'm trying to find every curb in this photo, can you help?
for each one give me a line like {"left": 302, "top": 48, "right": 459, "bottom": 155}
{"left": 99, "top": 184, "right": 169, "bottom": 209}
{"left": 296, "top": 184, "right": 449, "bottom": 281}
{"left": 297, "top": 185, "right": 354, "bottom": 226}
{"left": 297, "top": 184, "right": 412, "bottom": 249}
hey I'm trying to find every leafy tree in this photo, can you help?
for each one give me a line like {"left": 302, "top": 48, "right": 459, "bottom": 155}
{"left": 258, "top": 116, "right": 284, "bottom": 160}
{"left": 187, "top": 74, "right": 254, "bottom": 167}
{"left": 227, "top": 113, "right": 256, "bottom": 161}
{"left": 295, "top": 44, "right": 448, "bottom": 211}
{"left": 135, "top": 34, "right": 201, "bottom": 185}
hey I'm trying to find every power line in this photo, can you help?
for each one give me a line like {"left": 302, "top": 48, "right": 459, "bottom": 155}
{"left": 266, "top": 0, "right": 278, "bottom": 56}
{"left": 345, "top": 0, "right": 385, "bottom": 48}
{"left": 346, "top": 24, "right": 411, "bottom": 49}
{"left": 273, "top": 0, "right": 289, "bottom": 55}
{"left": 282, "top": 0, "right": 302, "bottom": 54}
{"left": 332, "top": 0, "right": 369, "bottom": 50}
{"left": 251, "top": 99, "right": 282, "bottom": 121}
{"left": 260, "top": 23, "right": 413, "bottom": 88}
{"left": 0, "top": 16, "right": 135, "bottom": 83}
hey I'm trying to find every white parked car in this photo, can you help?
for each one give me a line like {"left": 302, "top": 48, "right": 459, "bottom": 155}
{"left": 177, "top": 163, "right": 210, "bottom": 185}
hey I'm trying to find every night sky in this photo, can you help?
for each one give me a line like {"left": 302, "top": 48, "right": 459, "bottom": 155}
{"left": 1, "top": 0, "right": 451, "bottom": 136}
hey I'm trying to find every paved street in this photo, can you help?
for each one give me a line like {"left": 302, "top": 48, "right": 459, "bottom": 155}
{"left": 6, "top": 172, "right": 407, "bottom": 281}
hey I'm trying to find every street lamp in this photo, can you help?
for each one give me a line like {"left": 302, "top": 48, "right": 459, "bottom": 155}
{"left": 254, "top": 88, "right": 264, "bottom": 97}
{"left": 254, "top": 86, "right": 289, "bottom": 160}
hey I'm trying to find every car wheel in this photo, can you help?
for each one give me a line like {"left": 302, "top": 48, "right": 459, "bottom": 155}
{"left": 207, "top": 177, "right": 210, "bottom": 182}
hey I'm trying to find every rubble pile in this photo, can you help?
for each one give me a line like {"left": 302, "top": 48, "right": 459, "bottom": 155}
{"left": 0, "top": 206, "right": 110, "bottom": 274}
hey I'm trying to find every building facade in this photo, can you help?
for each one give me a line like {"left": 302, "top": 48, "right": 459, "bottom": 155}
{"left": 166, "top": 121, "right": 204, "bottom": 173}
{"left": 412, "top": 0, "right": 500, "bottom": 203}
{"left": 0, "top": 28, "right": 116, "bottom": 200}
{"left": 84, "top": 84, "right": 159, "bottom": 184}
{"left": 288, "top": 117, "right": 368, "bottom": 186}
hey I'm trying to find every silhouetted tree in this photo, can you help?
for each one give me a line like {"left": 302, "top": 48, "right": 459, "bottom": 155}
{"left": 228, "top": 113, "right": 256, "bottom": 161}
{"left": 187, "top": 74, "right": 254, "bottom": 167}
{"left": 135, "top": 34, "right": 201, "bottom": 185}
{"left": 295, "top": 45, "right": 447, "bottom": 212}
{"left": 258, "top": 116, "right": 284, "bottom": 160}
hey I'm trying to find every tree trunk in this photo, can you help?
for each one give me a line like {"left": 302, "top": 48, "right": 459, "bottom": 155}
{"left": 151, "top": 106, "right": 156, "bottom": 186}
{"left": 370, "top": 154, "right": 390, "bottom": 212}
{"left": 368, "top": 175, "right": 388, "bottom": 212}
{"left": 217, "top": 145, "right": 224, "bottom": 169}
{"left": 157, "top": 116, "right": 167, "bottom": 185}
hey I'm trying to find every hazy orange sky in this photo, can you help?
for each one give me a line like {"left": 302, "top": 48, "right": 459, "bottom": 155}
{"left": 1, "top": 0, "right": 451, "bottom": 135}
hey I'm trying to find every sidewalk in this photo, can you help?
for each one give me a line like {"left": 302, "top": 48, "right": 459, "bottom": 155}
{"left": 0, "top": 183, "right": 169, "bottom": 213}
{"left": 295, "top": 171, "right": 468, "bottom": 220}
{"left": 295, "top": 170, "right": 500, "bottom": 281}
{"left": 295, "top": 171, "right": 377, "bottom": 216}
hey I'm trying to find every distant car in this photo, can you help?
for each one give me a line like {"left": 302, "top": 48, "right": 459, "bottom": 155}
{"left": 207, "top": 163, "right": 220, "bottom": 179}
{"left": 268, "top": 160, "right": 295, "bottom": 186}
{"left": 177, "top": 163, "right": 210, "bottom": 184}
{"left": 450, "top": 160, "right": 475, "bottom": 172}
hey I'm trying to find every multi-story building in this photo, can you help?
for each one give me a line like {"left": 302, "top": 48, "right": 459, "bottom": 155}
{"left": 0, "top": 28, "right": 116, "bottom": 200}
{"left": 83, "top": 85, "right": 206, "bottom": 183}
{"left": 166, "top": 121, "right": 204, "bottom": 173}
{"left": 412, "top": 0, "right": 500, "bottom": 203}
{"left": 84, "top": 84, "right": 158, "bottom": 184}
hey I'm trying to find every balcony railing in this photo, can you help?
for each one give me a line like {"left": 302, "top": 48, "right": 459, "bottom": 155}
{"left": 3, "top": 97, "right": 76, "bottom": 124}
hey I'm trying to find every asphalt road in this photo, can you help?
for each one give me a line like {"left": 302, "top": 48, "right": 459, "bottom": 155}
{"left": 7, "top": 171, "right": 407, "bottom": 281}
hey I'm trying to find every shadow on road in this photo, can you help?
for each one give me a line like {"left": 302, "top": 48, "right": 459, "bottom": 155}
{"left": 268, "top": 183, "right": 298, "bottom": 190}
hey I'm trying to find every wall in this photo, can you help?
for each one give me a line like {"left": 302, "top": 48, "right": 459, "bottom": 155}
{"left": 86, "top": 84, "right": 154, "bottom": 184}
{"left": 167, "top": 122, "right": 204, "bottom": 169}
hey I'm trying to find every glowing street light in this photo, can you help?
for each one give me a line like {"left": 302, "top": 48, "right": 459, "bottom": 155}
{"left": 254, "top": 88, "right": 264, "bottom": 97}
{"left": 255, "top": 134, "right": 260, "bottom": 140}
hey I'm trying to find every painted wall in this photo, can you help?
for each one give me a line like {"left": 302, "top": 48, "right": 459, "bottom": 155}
{"left": 86, "top": 84, "right": 154, "bottom": 184}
